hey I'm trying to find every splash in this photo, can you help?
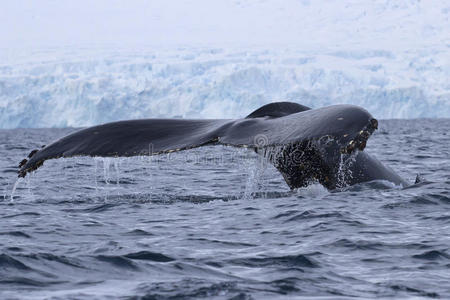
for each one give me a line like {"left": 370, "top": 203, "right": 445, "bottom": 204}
{"left": 102, "top": 158, "right": 112, "bottom": 184}
{"left": 296, "top": 183, "right": 329, "bottom": 198}
{"left": 243, "top": 152, "right": 270, "bottom": 200}
{"left": 336, "top": 150, "right": 359, "bottom": 188}
{"left": 113, "top": 159, "right": 120, "bottom": 186}
{"left": 10, "top": 179, "right": 21, "bottom": 202}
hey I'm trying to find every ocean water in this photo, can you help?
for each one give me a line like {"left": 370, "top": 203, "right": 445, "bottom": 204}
{"left": 0, "top": 119, "right": 449, "bottom": 299}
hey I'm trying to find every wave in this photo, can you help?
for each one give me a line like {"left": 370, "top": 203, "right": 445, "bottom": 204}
{"left": 0, "top": 254, "right": 32, "bottom": 271}
{"left": 228, "top": 253, "right": 319, "bottom": 268}
{"left": 412, "top": 250, "right": 450, "bottom": 260}
{"left": 123, "top": 251, "right": 175, "bottom": 262}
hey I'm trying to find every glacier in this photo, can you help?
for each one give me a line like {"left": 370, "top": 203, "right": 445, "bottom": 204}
{"left": 1, "top": 47, "right": 449, "bottom": 128}
{"left": 0, "top": 0, "right": 449, "bottom": 128}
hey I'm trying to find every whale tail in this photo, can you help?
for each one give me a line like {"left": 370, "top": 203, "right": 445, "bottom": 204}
{"left": 17, "top": 102, "right": 405, "bottom": 190}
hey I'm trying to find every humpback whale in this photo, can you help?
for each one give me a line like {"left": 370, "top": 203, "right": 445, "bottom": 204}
{"left": 18, "top": 102, "right": 407, "bottom": 190}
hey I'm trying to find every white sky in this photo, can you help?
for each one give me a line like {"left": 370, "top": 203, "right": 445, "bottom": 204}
{"left": 1, "top": 0, "right": 449, "bottom": 50}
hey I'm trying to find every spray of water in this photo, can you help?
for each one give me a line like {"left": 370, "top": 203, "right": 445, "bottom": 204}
{"left": 10, "top": 179, "right": 21, "bottom": 202}
{"left": 296, "top": 183, "right": 329, "bottom": 198}
{"left": 243, "top": 150, "right": 270, "bottom": 200}
{"left": 102, "top": 158, "right": 112, "bottom": 184}
{"left": 336, "top": 150, "right": 359, "bottom": 188}
{"left": 113, "top": 159, "right": 120, "bottom": 186}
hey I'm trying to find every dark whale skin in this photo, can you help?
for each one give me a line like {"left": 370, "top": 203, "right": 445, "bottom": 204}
{"left": 18, "top": 102, "right": 407, "bottom": 190}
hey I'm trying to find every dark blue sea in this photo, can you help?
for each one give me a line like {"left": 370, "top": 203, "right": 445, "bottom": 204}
{"left": 1, "top": 119, "right": 449, "bottom": 299}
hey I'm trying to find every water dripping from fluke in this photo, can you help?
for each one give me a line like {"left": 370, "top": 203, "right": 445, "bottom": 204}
{"left": 10, "top": 178, "right": 22, "bottom": 202}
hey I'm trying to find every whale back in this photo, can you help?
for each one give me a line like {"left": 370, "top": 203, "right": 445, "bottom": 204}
{"left": 245, "top": 102, "right": 310, "bottom": 119}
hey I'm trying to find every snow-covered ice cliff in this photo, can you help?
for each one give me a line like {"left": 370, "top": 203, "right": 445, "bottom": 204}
{"left": 0, "top": 0, "right": 449, "bottom": 128}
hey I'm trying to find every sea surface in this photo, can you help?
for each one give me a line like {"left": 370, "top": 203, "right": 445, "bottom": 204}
{"left": 0, "top": 119, "right": 449, "bottom": 299}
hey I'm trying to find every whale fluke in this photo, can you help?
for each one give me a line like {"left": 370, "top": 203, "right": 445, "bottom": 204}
{"left": 18, "top": 102, "right": 407, "bottom": 189}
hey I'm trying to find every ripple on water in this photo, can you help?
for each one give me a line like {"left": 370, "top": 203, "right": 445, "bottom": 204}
{"left": 0, "top": 277, "right": 67, "bottom": 287}
{"left": 124, "top": 229, "right": 154, "bottom": 236}
{"left": 187, "top": 238, "right": 257, "bottom": 248}
{"left": 0, "top": 254, "right": 33, "bottom": 271}
{"left": 384, "top": 283, "right": 440, "bottom": 298}
{"left": 0, "top": 231, "right": 31, "bottom": 238}
{"left": 124, "top": 251, "right": 175, "bottom": 262}
{"left": 19, "top": 253, "right": 85, "bottom": 269}
{"left": 284, "top": 211, "right": 345, "bottom": 223}
{"left": 412, "top": 250, "right": 450, "bottom": 261}
{"left": 228, "top": 254, "right": 319, "bottom": 268}
{"left": 61, "top": 203, "right": 120, "bottom": 213}
{"left": 94, "top": 255, "right": 140, "bottom": 270}
{"left": 1, "top": 212, "right": 41, "bottom": 218}
{"left": 327, "top": 238, "right": 383, "bottom": 251}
